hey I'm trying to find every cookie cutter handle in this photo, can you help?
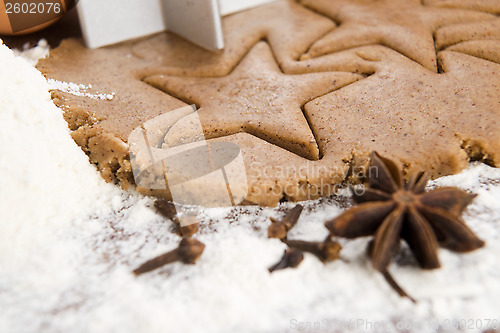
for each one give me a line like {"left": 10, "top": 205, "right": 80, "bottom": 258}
{"left": 77, "top": 0, "right": 277, "bottom": 50}
{"left": 162, "top": 0, "right": 223, "bottom": 51}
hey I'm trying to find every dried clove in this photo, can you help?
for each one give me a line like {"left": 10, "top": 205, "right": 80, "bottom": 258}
{"left": 268, "top": 248, "right": 304, "bottom": 273}
{"left": 268, "top": 204, "right": 303, "bottom": 239}
{"left": 133, "top": 238, "right": 205, "bottom": 275}
{"left": 155, "top": 199, "right": 199, "bottom": 237}
{"left": 154, "top": 198, "right": 177, "bottom": 220}
{"left": 176, "top": 214, "right": 200, "bottom": 238}
{"left": 283, "top": 237, "right": 342, "bottom": 263}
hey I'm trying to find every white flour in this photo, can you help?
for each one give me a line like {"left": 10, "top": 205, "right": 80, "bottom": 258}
{"left": 12, "top": 39, "right": 50, "bottom": 66}
{"left": 1, "top": 40, "right": 499, "bottom": 333}
{"left": 47, "top": 79, "right": 115, "bottom": 100}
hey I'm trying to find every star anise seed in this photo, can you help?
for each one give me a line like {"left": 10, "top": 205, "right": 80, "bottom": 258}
{"left": 326, "top": 151, "right": 484, "bottom": 270}
{"left": 325, "top": 151, "right": 484, "bottom": 299}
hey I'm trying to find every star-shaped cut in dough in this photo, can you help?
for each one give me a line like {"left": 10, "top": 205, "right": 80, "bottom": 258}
{"left": 435, "top": 18, "right": 500, "bottom": 64}
{"left": 299, "top": 0, "right": 495, "bottom": 71}
{"left": 304, "top": 45, "right": 500, "bottom": 178}
{"left": 424, "top": 0, "right": 500, "bottom": 14}
{"left": 133, "top": 0, "right": 335, "bottom": 76}
{"left": 435, "top": 18, "right": 500, "bottom": 50}
{"left": 445, "top": 41, "right": 500, "bottom": 66}
{"left": 143, "top": 42, "right": 362, "bottom": 160}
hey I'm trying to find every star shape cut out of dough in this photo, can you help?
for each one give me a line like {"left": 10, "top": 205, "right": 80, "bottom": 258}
{"left": 133, "top": 0, "right": 335, "bottom": 77}
{"left": 435, "top": 18, "right": 500, "bottom": 50}
{"left": 435, "top": 18, "right": 500, "bottom": 65}
{"left": 304, "top": 45, "right": 500, "bottom": 178}
{"left": 424, "top": 0, "right": 500, "bottom": 14}
{"left": 445, "top": 40, "right": 500, "bottom": 65}
{"left": 299, "top": 0, "right": 495, "bottom": 71}
{"left": 143, "top": 42, "right": 362, "bottom": 160}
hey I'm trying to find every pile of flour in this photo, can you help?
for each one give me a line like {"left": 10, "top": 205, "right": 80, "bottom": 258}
{"left": 1, "top": 40, "right": 499, "bottom": 333}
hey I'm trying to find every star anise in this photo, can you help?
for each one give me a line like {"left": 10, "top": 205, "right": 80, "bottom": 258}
{"left": 325, "top": 152, "right": 485, "bottom": 300}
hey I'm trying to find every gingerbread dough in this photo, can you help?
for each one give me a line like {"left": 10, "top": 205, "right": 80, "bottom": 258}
{"left": 37, "top": 0, "right": 500, "bottom": 206}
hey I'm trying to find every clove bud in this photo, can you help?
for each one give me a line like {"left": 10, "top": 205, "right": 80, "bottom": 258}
{"left": 268, "top": 248, "right": 304, "bottom": 273}
{"left": 133, "top": 238, "right": 205, "bottom": 275}
{"left": 155, "top": 199, "right": 199, "bottom": 237}
{"left": 283, "top": 237, "right": 341, "bottom": 263}
{"left": 268, "top": 205, "right": 303, "bottom": 239}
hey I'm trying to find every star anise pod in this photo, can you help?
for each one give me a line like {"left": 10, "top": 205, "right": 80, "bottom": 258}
{"left": 325, "top": 152, "right": 484, "bottom": 299}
